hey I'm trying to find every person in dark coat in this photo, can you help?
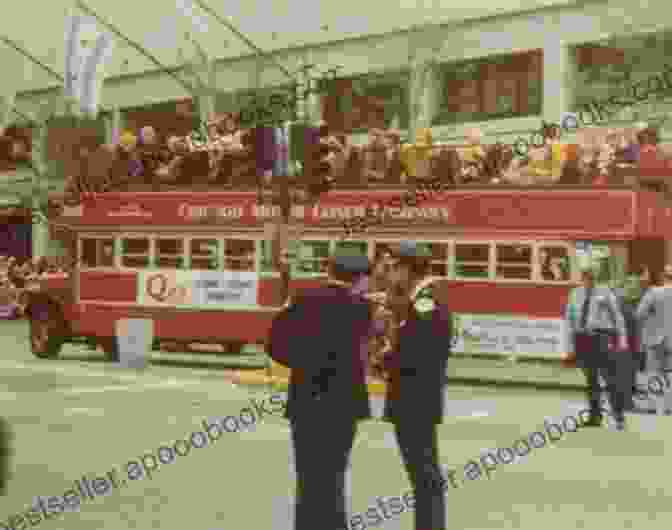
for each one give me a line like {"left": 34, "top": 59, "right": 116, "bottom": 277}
{"left": 267, "top": 250, "right": 373, "bottom": 530}
{"left": 379, "top": 241, "right": 453, "bottom": 530}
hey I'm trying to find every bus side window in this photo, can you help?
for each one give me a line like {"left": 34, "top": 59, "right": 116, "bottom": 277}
{"left": 539, "top": 246, "right": 570, "bottom": 282}
{"left": 80, "top": 239, "right": 97, "bottom": 268}
{"left": 224, "top": 239, "right": 255, "bottom": 271}
{"left": 297, "top": 241, "right": 330, "bottom": 275}
{"left": 100, "top": 239, "right": 114, "bottom": 267}
{"left": 121, "top": 238, "right": 150, "bottom": 268}
{"left": 80, "top": 238, "right": 114, "bottom": 268}
{"left": 156, "top": 238, "right": 184, "bottom": 269}
{"left": 496, "top": 243, "right": 532, "bottom": 280}
{"left": 455, "top": 243, "right": 489, "bottom": 279}
{"left": 334, "top": 240, "right": 368, "bottom": 258}
{"left": 190, "top": 239, "right": 219, "bottom": 270}
{"left": 423, "top": 243, "right": 449, "bottom": 277}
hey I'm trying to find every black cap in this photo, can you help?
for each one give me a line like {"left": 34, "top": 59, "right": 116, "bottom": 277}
{"left": 332, "top": 249, "right": 370, "bottom": 275}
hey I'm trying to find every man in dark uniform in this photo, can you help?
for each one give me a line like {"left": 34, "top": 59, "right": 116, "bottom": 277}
{"left": 267, "top": 250, "right": 373, "bottom": 530}
{"left": 380, "top": 241, "right": 453, "bottom": 530}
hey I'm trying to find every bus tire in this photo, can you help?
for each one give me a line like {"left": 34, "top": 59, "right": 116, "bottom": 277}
{"left": 29, "top": 316, "right": 65, "bottom": 359}
{"left": 98, "top": 337, "right": 120, "bottom": 362}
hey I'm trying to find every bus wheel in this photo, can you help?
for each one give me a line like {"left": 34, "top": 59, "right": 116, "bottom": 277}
{"left": 98, "top": 337, "right": 120, "bottom": 363}
{"left": 30, "top": 318, "right": 64, "bottom": 359}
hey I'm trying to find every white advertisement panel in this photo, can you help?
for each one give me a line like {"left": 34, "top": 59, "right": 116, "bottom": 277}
{"left": 138, "top": 270, "right": 258, "bottom": 308}
{"left": 452, "top": 313, "right": 568, "bottom": 360}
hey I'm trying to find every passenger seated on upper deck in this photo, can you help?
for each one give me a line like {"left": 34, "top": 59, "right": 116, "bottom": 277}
{"left": 522, "top": 144, "right": 559, "bottom": 185}
{"left": 106, "top": 132, "right": 143, "bottom": 191}
{"left": 324, "top": 133, "right": 360, "bottom": 184}
{"left": 461, "top": 128, "right": 486, "bottom": 165}
{"left": 362, "top": 128, "right": 388, "bottom": 184}
{"left": 637, "top": 127, "right": 672, "bottom": 171}
{"left": 481, "top": 142, "right": 515, "bottom": 184}
{"left": 156, "top": 136, "right": 190, "bottom": 183}
{"left": 400, "top": 128, "right": 434, "bottom": 184}
{"left": 384, "top": 129, "right": 404, "bottom": 184}
{"left": 429, "top": 147, "right": 461, "bottom": 187}
{"left": 138, "top": 126, "right": 163, "bottom": 187}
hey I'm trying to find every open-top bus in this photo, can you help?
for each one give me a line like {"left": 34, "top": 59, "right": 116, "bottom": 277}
{"left": 28, "top": 183, "right": 672, "bottom": 362}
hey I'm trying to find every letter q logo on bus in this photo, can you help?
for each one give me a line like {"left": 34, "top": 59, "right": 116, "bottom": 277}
{"left": 145, "top": 273, "right": 188, "bottom": 304}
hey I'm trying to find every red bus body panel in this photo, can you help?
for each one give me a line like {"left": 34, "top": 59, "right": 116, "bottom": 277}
{"left": 47, "top": 187, "right": 670, "bottom": 343}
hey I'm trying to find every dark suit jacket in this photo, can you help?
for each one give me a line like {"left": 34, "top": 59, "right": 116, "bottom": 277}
{"left": 383, "top": 303, "right": 452, "bottom": 424}
{"left": 269, "top": 285, "right": 373, "bottom": 423}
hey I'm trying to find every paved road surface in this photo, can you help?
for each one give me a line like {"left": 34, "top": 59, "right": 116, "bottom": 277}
{"left": 0, "top": 320, "right": 669, "bottom": 529}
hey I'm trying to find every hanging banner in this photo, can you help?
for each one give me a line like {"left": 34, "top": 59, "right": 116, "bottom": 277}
{"left": 64, "top": 11, "right": 114, "bottom": 116}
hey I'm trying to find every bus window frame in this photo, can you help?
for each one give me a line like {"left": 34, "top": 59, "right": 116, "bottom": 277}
{"left": 78, "top": 234, "right": 119, "bottom": 270}
{"left": 454, "top": 240, "right": 492, "bottom": 281}
{"left": 154, "top": 235, "right": 187, "bottom": 270}
{"left": 222, "top": 236, "right": 257, "bottom": 273}
{"left": 493, "top": 241, "right": 535, "bottom": 282}
{"left": 371, "top": 239, "right": 453, "bottom": 280}
{"left": 118, "top": 234, "right": 152, "bottom": 270}
{"left": 188, "top": 236, "right": 223, "bottom": 271}
{"left": 534, "top": 241, "right": 575, "bottom": 283}
{"left": 293, "top": 237, "right": 335, "bottom": 279}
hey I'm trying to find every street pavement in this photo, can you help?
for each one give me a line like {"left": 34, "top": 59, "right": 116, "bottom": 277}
{"left": 0, "top": 319, "right": 670, "bottom": 530}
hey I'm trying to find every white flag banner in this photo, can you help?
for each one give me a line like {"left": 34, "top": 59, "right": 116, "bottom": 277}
{"left": 79, "top": 31, "right": 114, "bottom": 117}
{"left": 64, "top": 10, "right": 114, "bottom": 117}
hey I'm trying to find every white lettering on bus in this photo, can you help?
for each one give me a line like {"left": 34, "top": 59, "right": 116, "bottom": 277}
{"left": 178, "top": 204, "right": 242, "bottom": 220}
{"left": 313, "top": 205, "right": 366, "bottom": 219}
{"left": 253, "top": 204, "right": 305, "bottom": 219}
{"left": 380, "top": 205, "right": 452, "bottom": 221}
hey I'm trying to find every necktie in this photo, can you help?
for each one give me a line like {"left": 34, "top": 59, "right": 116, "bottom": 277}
{"left": 580, "top": 288, "right": 593, "bottom": 330}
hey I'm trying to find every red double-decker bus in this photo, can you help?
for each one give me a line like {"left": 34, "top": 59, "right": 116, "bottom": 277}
{"left": 27, "top": 184, "right": 672, "bottom": 362}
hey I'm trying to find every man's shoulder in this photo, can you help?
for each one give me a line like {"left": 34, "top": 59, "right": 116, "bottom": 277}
{"left": 293, "top": 286, "right": 369, "bottom": 310}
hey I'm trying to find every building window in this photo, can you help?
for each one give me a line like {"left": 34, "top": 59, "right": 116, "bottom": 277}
{"left": 156, "top": 238, "right": 184, "bottom": 268}
{"left": 296, "top": 241, "right": 331, "bottom": 275}
{"left": 190, "top": 239, "right": 219, "bottom": 270}
{"left": 79, "top": 238, "right": 114, "bottom": 268}
{"left": 121, "top": 238, "right": 150, "bottom": 268}
{"left": 538, "top": 245, "right": 570, "bottom": 282}
{"left": 435, "top": 50, "right": 542, "bottom": 125}
{"left": 496, "top": 243, "right": 532, "bottom": 280}
{"left": 224, "top": 239, "right": 255, "bottom": 271}
{"left": 321, "top": 72, "right": 409, "bottom": 132}
{"left": 455, "top": 243, "right": 489, "bottom": 279}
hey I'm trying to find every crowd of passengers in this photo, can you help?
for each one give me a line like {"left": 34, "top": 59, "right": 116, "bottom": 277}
{"left": 60, "top": 112, "right": 672, "bottom": 198}
{"left": 0, "top": 256, "right": 70, "bottom": 316}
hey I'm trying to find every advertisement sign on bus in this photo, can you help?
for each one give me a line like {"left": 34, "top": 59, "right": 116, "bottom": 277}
{"left": 452, "top": 313, "right": 568, "bottom": 360}
{"left": 137, "top": 270, "right": 258, "bottom": 308}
